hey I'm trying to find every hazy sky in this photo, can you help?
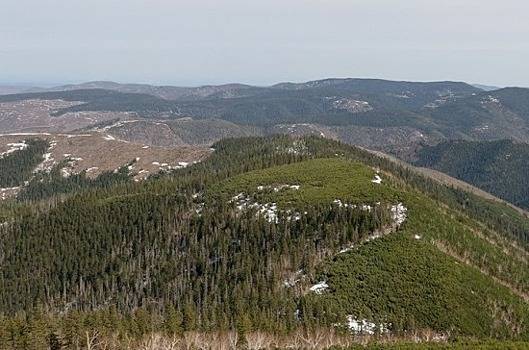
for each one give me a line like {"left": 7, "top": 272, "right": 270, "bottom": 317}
{"left": 2, "top": 0, "right": 528, "bottom": 86}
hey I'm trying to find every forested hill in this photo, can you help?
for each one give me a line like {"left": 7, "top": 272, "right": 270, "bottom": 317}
{"left": 414, "top": 139, "right": 529, "bottom": 209}
{"left": 0, "top": 138, "right": 48, "bottom": 187}
{"left": 2, "top": 135, "right": 529, "bottom": 348}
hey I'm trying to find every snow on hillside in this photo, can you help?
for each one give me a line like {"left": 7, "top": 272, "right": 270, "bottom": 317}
{"left": 309, "top": 281, "right": 329, "bottom": 294}
{"left": 391, "top": 203, "right": 407, "bottom": 226}
{"left": 0, "top": 141, "right": 27, "bottom": 158}
{"left": 344, "top": 315, "right": 391, "bottom": 335}
{"left": 371, "top": 174, "right": 382, "bottom": 184}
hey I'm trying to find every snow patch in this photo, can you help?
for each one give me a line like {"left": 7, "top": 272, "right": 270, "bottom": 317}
{"left": 344, "top": 315, "right": 391, "bottom": 335}
{"left": 332, "top": 199, "right": 372, "bottom": 211}
{"left": 0, "top": 186, "right": 20, "bottom": 200}
{"left": 257, "top": 184, "right": 300, "bottom": 192}
{"left": 332, "top": 98, "right": 373, "bottom": 113}
{"left": 0, "top": 141, "right": 28, "bottom": 158}
{"left": 371, "top": 174, "right": 382, "bottom": 184}
{"left": 481, "top": 95, "right": 500, "bottom": 104}
{"left": 283, "top": 270, "right": 305, "bottom": 288}
{"left": 34, "top": 147, "right": 55, "bottom": 173}
{"left": 277, "top": 140, "right": 309, "bottom": 155}
{"left": 309, "top": 281, "right": 329, "bottom": 294}
{"left": 391, "top": 203, "right": 407, "bottom": 226}
{"left": 230, "top": 193, "right": 298, "bottom": 224}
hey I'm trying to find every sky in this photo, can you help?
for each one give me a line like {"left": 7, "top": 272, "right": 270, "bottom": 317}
{"left": 1, "top": 0, "right": 528, "bottom": 87}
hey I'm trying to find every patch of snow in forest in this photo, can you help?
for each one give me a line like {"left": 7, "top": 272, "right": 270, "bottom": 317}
{"left": 371, "top": 174, "right": 382, "bottom": 184}
{"left": 257, "top": 184, "right": 300, "bottom": 192}
{"left": 230, "top": 193, "right": 301, "bottom": 224}
{"left": 61, "top": 168, "right": 72, "bottom": 178}
{"left": 155, "top": 161, "right": 190, "bottom": 172}
{"left": 195, "top": 202, "right": 205, "bottom": 215}
{"left": 285, "top": 210, "right": 303, "bottom": 221}
{"left": 344, "top": 315, "right": 391, "bottom": 335}
{"left": 414, "top": 234, "right": 421, "bottom": 240}
{"left": 339, "top": 245, "right": 354, "bottom": 254}
{"left": 481, "top": 95, "right": 500, "bottom": 104}
{"left": 0, "top": 187, "right": 20, "bottom": 200}
{"left": 0, "top": 141, "right": 28, "bottom": 158}
{"left": 332, "top": 200, "right": 372, "bottom": 211}
{"left": 277, "top": 140, "right": 309, "bottom": 155}
{"left": 391, "top": 203, "right": 407, "bottom": 226}
{"left": 283, "top": 270, "right": 305, "bottom": 288}
{"left": 36, "top": 141, "right": 57, "bottom": 171}
{"left": 309, "top": 281, "right": 329, "bottom": 294}
{"left": 332, "top": 98, "right": 373, "bottom": 113}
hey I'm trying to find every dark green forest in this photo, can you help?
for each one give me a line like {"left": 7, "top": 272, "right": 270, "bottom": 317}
{"left": 0, "top": 139, "right": 48, "bottom": 188}
{"left": 415, "top": 139, "right": 529, "bottom": 209}
{"left": 17, "top": 160, "right": 133, "bottom": 202}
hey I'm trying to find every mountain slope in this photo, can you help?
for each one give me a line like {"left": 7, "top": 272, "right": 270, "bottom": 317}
{"left": 424, "top": 88, "right": 529, "bottom": 141}
{"left": 2, "top": 136, "right": 529, "bottom": 348}
{"left": 0, "top": 78, "right": 486, "bottom": 156}
{"left": 414, "top": 139, "right": 529, "bottom": 209}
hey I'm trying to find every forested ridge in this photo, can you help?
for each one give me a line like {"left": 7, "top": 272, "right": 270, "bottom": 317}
{"left": 2, "top": 135, "right": 529, "bottom": 349}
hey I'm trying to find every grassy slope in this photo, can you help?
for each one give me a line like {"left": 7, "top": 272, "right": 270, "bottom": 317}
{"left": 211, "top": 157, "right": 529, "bottom": 338}
{"left": 209, "top": 158, "right": 399, "bottom": 207}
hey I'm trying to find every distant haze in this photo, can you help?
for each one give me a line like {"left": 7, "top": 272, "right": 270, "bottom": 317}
{"left": 2, "top": 0, "right": 528, "bottom": 87}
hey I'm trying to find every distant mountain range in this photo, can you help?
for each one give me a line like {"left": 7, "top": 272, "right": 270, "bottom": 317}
{"left": 2, "top": 78, "right": 497, "bottom": 100}
{"left": 3, "top": 78, "right": 529, "bottom": 155}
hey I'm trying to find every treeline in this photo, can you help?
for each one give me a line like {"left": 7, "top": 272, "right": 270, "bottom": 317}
{"left": 0, "top": 139, "right": 48, "bottom": 188}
